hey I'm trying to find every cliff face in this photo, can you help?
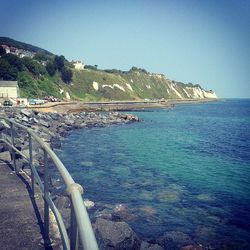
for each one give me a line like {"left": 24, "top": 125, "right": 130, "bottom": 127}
{"left": 68, "top": 69, "right": 218, "bottom": 101}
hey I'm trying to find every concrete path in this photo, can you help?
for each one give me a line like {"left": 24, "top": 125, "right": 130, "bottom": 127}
{"left": 0, "top": 152, "right": 58, "bottom": 250}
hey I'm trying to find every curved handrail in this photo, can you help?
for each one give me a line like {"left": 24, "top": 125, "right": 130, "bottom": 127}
{"left": 0, "top": 117, "right": 98, "bottom": 250}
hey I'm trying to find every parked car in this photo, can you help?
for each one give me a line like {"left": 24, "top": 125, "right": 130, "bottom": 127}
{"left": 3, "top": 100, "right": 13, "bottom": 107}
{"left": 28, "top": 99, "right": 45, "bottom": 105}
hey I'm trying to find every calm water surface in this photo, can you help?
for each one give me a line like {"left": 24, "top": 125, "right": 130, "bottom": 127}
{"left": 57, "top": 99, "right": 250, "bottom": 249}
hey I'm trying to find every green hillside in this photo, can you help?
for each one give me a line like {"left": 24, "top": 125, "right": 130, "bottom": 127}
{"left": 0, "top": 37, "right": 217, "bottom": 100}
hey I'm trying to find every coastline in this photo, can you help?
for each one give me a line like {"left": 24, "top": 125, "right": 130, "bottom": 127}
{"left": 28, "top": 98, "right": 219, "bottom": 114}
{"left": 0, "top": 100, "right": 218, "bottom": 249}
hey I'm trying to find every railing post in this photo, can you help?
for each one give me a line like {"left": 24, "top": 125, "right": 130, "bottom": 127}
{"left": 70, "top": 198, "right": 79, "bottom": 250}
{"left": 10, "top": 123, "right": 17, "bottom": 172}
{"left": 29, "top": 134, "right": 35, "bottom": 198}
{"left": 43, "top": 150, "right": 50, "bottom": 246}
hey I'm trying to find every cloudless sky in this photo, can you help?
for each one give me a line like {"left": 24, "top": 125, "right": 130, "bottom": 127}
{"left": 0, "top": 0, "right": 249, "bottom": 98}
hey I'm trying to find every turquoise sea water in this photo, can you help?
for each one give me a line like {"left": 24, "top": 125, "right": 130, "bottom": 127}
{"left": 57, "top": 99, "right": 250, "bottom": 249}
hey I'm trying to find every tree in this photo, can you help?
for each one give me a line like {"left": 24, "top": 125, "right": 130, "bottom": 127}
{"left": 61, "top": 67, "right": 72, "bottom": 83}
{"left": 54, "top": 55, "right": 65, "bottom": 70}
{"left": 85, "top": 65, "right": 98, "bottom": 70}
{"left": 33, "top": 51, "right": 49, "bottom": 62}
{"left": 46, "top": 60, "right": 57, "bottom": 76}
{"left": 0, "top": 58, "right": 18, "bottom": 80}
{"left": 21, "top": 57, "right": 46, "bottom": 76}
{"left": 2, "top": 53, "right": 24, "bottom": 71}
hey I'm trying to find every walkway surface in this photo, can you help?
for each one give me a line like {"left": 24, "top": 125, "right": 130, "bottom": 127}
{"left": 0, "top": 151, "right": 54, "bottom": 250}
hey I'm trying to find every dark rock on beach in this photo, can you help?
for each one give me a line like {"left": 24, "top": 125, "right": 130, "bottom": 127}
{"left": 140, "top": 241, "right": 164, "bottom": 250}
{"left": 156, "top": 231, "right": 194, "bottom": 250}
{"left": 94, "top": 218, "right": 141, "bottom": 250}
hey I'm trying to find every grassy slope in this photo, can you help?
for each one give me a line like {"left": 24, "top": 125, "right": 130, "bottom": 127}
{"left": 18, "top": 71, "right": 64, "bottom": 99}
{"left": 18, "top": 68, "right": 213, "bottom": 101}
{"left": 66, "top": 69, "right": 195, "bottom": 101}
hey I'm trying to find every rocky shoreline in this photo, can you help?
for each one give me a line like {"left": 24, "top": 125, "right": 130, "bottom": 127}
{"left": 0, "top": 108, "right": 205, "bottom": 250}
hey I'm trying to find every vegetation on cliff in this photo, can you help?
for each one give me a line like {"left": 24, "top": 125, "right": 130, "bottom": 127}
{"left": 0, "top": 37, "right": 217, "bottom": 100}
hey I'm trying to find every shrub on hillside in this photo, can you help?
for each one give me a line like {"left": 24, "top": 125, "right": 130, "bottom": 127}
{"left": 21, "top": 57, "right": 46, "bottom": 76}
{"left": 46, "top": 60, "right": 57, "bottom": 76}
{"left": 61, "top": 66, "right": 72, "bottom": 83}
{"left": 54, "top": 55, "right": 65, "bottom": 70}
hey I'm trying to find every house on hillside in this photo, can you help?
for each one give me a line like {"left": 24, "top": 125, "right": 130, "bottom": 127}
{"left": 72, "top": 60, "right": 85, "bottom": 70}
{"left": 1, "top": 45, "right": 10, "bottom": 53}
{"left": 0, "top": 45, "right": 35, "bottom": 58}
{"left": 0, "top": 81, "right": 19, "bottom": 98}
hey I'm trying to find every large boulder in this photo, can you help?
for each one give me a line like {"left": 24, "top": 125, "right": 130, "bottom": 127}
{"left": 181, "top": 245, "right": 203, "bottom": 250}
{"left": 94, "top": 218, "right": 141, "bottom": 250}
{"left": 50, "top": 136, "right": 62, "bottom": 149}
{"left": 21, "top": 109, "right": 32, "bottom": 118}
{"left": 112, "top": 204, "right": 136, "bottom": 221}
{"left": 140, "top": 241, "right": 164, "bottom": 250}
{"left": 156, "top": 231, "right": 193, "bottom": 250}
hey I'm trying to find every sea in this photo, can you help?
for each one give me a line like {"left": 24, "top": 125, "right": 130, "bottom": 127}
{"left": 56, "top": 99, "right": 250, "bottom": 249}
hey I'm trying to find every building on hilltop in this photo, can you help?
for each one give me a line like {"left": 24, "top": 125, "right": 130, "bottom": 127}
{"left": 0, "top": 81, "right": 19, "bottom": 98}
{"left": 0, "top": 45, "right": 35, "bottom": 58}
{"left": 72, "top": 60, "right": 85, "bottom": 70}
{"left": 1, "top": 45, "right": 10, "bottom": 53}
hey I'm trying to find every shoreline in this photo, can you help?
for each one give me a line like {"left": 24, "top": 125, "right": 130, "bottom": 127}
{"left": 0, "top": 101, "right": 217, "bottom": 249}
{"left": 28, "top": 98, "right": 219, "bottom": 113}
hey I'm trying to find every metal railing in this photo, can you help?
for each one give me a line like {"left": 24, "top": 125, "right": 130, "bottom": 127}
{"left": 0, "top": 117, "right": 98, "bottom": 250}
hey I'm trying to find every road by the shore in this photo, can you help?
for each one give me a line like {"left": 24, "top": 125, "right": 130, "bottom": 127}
{"left": 29, "top": 99, "right": 217, "bottom": 113}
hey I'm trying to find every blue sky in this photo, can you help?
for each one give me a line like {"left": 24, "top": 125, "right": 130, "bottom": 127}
{"left": 0, "top": 0, "right": 249, "bottom": 98}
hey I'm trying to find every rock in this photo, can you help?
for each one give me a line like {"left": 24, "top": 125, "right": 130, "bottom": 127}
{"left": 0, "top": 120, "right": 10, "bottom": 130}
{"left": 121, "top": 114, "right": 139, "bottom": 122}
{"left": 112, "top": 204, "right": 136, "bottom": 221}
{"left": 140, "top": 241, "right": 164, "bottom": 250}
{"left": 0, "top": 143, "right": 7, "bottom": 153}
{"left": 50, "top": 136, "right": 61, "bottom": 149}
{"left": 60, "top": 207, "right": 71, "bottom": 230}
{"left": 156, "top": 231, "right": 193, "bottom": 250}
{"left": 83, "top": 199, "right": 95, "bottom": 209}
{"left": 181, "top": 244, "right": 203, "bottom": 250}
{"left": 51, "top": 177, "right": 64, "bottom": 190}
{"left": 20, "top": 160, "right": 30, "bottom": 170}
{"left": 23, "top": 168, "right": 32, "bottom": 176}
{"left": 65, "top": 119, "right": 74, "bottom": 126}
{"left": 21, "top": 116, "right": 29, "bottom": 123}
{"left": 21, "top": 109, "right": 32, "bottom": 117}
{"left": 53, "top": 196, "right": 71, "bottom": 209}
{"left": 58, "top": 128, "right": 69, "bottom": 137}
{"left": 94, "top": 218, "right": 141, "bottom": 250}
{"left": 0, "top": 151, "right": 11, "bottom": 161}
{"left": 11, "top": 146, "right": 22, "bottom": 160}
{"left": 39, "top": 132, "right": 51, "bottom": 142}
{"left": 37, "top": 112, "right": 44, "bottom": 118}
{"left": 32, "top": 117, "right": 39, "bottom": 124}
{"left": 39, "top": 119, "right": 50, "bottom": 128}
{"left": 95, "top": 208, "right": 113, "bottom": 220}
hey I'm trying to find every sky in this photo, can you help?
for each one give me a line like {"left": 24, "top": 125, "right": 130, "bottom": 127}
{"left": 0, "top": 0, "right": 249, "bottom": 98}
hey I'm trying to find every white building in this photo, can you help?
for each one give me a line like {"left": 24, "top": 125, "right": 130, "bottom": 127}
{"left": 72, "top": 60, "right": 85, "bottom": 70}
{"left": 0, "top": 81, "right": 19, "bottom": 98}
